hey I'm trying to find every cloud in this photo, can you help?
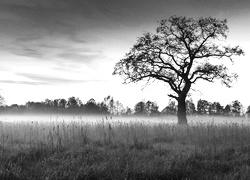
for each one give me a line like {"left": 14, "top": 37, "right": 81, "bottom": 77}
{"left": 57, "top": 48, "right": 103, "bottom": 63}
{"left": 58, "top": 52, "right": 99, "bottom": 62}
{"left": 16, "top": 73, "right": 106, "bottom": 85}
{"left": 0, "top": 0, "right": 98, "bottom": 60}
{"left": 0, "top": 80, "right": 49, "bottom": 85}
{"left": 11, "top": 46, "right": 44, "bottom": 58}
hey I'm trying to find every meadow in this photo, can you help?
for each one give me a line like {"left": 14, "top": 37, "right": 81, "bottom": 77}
{"left": 1, "top": 115, "right": 250, "bottom": 179}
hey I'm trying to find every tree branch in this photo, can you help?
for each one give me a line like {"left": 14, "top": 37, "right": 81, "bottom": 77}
{"left": 168, "top": 94, "right": 178, "bottom": 100}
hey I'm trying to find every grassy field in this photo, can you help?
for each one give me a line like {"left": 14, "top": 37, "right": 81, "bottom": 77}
{"left": 1, "top": 115, "right": 250, "bottom": 179}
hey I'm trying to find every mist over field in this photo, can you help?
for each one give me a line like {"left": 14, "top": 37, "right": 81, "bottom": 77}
{"left": 0, "top": 113, "right": 249, "bottom": 125}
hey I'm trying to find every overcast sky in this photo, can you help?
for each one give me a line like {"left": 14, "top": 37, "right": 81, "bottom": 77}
{"left": 0, "top": 0, "right": 250, "bottom": 110}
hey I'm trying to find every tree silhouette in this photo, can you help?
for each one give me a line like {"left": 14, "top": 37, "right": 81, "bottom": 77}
{"left": 223, "top": 104, "right": 232, "bottom": 116}
{"left": 197, "top": 99, "right": 210, "bottom": 115}
{"left": 113, "top": 100, "right": 125, "bottom": 115}
{"left": 26, "top": 101, "right": 45, "bottom": 112}
{"left": 84, "top": 98, "right": 100, "bottom": 114}
{"left": 145, "top": 101, "right": 160, "bottom": 116}
{"left": 231, "top": 100, "right": 242, "bottom": 116}
{"left": 44, "top": 99, "right": 54, "bottom": 107}
{"left": 58, "top": 99, "right": 67, "bottom": 110}
{"left": 113, "top": 16, "right": 243, "bottom": 124}
{"left": 53, "top": 99, "right": 61, "bottom": 111}
{"left": 101, "top": 96, "right": 112, "bottom": 113}
{"left": 246, "top": 106, "right": 250, "bottom": 116}
{"left": 98, "top": 102, "right": 109, "bottom": 114}
{"left": 186, "top": 99, "right": 196, "bottom": 115}
{"left": 162, "top": 100, "right": 177, "bottom": 115}
{"left": 123, "top": 107, "right": 132, "bottom": 116}
{"left": 134, "top": 101, "right": 146, "bottom": 115}
{"left": 67, "top": 97, "right": 80, "bottom": 108}
{"left": 210, "top": 102, "right": 224, "bottom": 115}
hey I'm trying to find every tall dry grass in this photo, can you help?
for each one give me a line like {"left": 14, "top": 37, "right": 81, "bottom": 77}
{"left": 0, "top": 115, "right": 250, "bottom": 154}
{"left": 1, "top": 115, "right": 250, "bottom": 179}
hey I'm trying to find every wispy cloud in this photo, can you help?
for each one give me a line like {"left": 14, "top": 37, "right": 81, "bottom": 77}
{"left": 0, "top": 80, "right": 49, "bottom": 85}
{"left": 57, "top": 48, "right": 103, "bottom": 63}
{"left": 16, "top": 73, "right": 106, "bottom": 85}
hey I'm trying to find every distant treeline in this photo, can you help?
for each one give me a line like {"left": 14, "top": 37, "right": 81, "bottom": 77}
{"left": 163, "top": 99, "right": 249, "bottom": 117}
{"left": 0, "top": 95, "right": 250, "bottom": 117}
{"left": 0, "top": 96, "right": 131, "bottom": 115}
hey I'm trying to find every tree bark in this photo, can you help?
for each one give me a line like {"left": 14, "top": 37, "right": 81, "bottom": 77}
{"left": 177, "top": 95, "right": 187, "bottom": 125}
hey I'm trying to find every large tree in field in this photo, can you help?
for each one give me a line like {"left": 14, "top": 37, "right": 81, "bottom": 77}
{"left": 113, "top": 16, "right": 244, "bottom": 124}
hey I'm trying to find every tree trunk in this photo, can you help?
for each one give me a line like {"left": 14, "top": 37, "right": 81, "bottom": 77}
{"left": 177, "top": 95, "right": 187, "bottom": 124}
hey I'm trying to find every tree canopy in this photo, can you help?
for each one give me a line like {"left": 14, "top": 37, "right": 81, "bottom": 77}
{"left": 113, "top": 16, "right": 244, "bottom": 124}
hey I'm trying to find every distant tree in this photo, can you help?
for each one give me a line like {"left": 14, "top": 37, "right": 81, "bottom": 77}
{"left": 66, "top": 97, "right": 83, "bottom": 113}
{"left": 101, "top": 96, "right": 124, "bottom": 115}
{"left": 210, "top": 102, "right": 224, "bottom": 115}
{"left": 145, "top": 101, "right": 160, "bottom": 116}
{"left": 42, "top": 99, "right": 54, "bottom": 112}
{"left": 18, "top": 105, "right": 27, "bottom": 113}
{"left": 100, "top": 96, "right": 112, "bottom": 114}
{"left": 197, "top": 99, "right": 210, "bottom": 115}
{"left": 58, "top": 99, "right": 67, "bottom": 110}
{"left": 246, "top": 106, "right": 250, "bottom": 116}
{"left": 44, "top": 99, "right": 54, "bottom": 107}
{"left": 26, "top": 101, "right": 45, "bottom": 112}
{"left": 77, "top": 97, "right": 83, "bottom": 107}
{"left": 67, "top": 97, "right": 79, "bottom": 108}
{"left": 0, "top": 95, "right": 5, "bottom": 113}
{"left": 113, "top": 100, "right": 125, "bottom": 115}
{"left": 53, "top": 99, "right": 61, "bottom": 111}
{"left": 145, "top": 101, "right": 152, "bottom": 115}
{"left": 134, "top": 101, "right": 146, "bottom": 115}
{"left": 84, "top": 98, "right": 99, "bottom": 114}
{"left": 98, "top": 102, "right": 109, "bottom": 114}
{"left": 113, "top": 16, "right": 243, "bottom": 124}
{"left": 102, "top": 96, "right": 115, "bottom": 114}
{"left": 216, "top": 102, "right": 224, "bottom": 115}
{"left": 209, "top": 102, "right": 216, "bottom": 115}
{"left": 186, "top": 99, "right": 196, "bottom": 115}
{"left": 223, "top": 104, "right": 232, "bottom": 116}
{"left": 123, "top": 107, "right": 132, "bottom": 116}
{"left": 9, "top": 104, "right": 19, "bottom": 113}
{"left": 231, "top": 100, "right": 242, "bottom": 116}
{"left": 162, "top": 100, "right": 177, "bottom": 115}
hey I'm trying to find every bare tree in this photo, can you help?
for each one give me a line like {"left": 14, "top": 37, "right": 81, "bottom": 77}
{"left": 113, "top": 16, "right": 243, "bottom": 124}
